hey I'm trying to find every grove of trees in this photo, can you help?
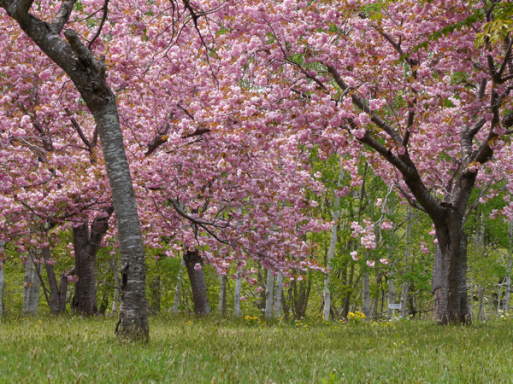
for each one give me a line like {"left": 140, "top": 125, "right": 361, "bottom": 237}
{"left": 1, "top": 0, "right": 513, "bottom": 341}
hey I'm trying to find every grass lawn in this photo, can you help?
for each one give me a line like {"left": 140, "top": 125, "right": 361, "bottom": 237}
{"left": 1, "top": 315, "right": 512, "bottom": 383}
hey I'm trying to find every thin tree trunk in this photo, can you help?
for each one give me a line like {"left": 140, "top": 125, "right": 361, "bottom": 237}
{"left": 370, "top": 271, "right": 381, "bottom": 320}
{"left": 234, "top": 271, "right": 242, "bottom": 317}
{"left": 400, "top": 205, "right": 413, "bottom": 318}
{"left": 469, "top": 284, "right": 474, "bottom": 320}
{"left": 183, "top": 250, "right": 209, "bottom": 315}
{"left": 41, "top": 246, "right": 73, "bottom": 314}
{"left": 324, "top": 162, "right": 344, "bottom": 321}
{"left": 218, "top": 274, "right": 227, "bottom": 316}
{"left": 388, "top": 272, "right": 397, "bottom": 320}
{"left": 173, "top": 258, "right": 185, "bottom": 315}
{"left": 23, "top": 255, "right": 41, "bottom": 316}
{"left": 150, "top": 275, "right": 161, "bottom": 314}
{"left": 342, "top": 262, "right": 355, "bottom": 318}
{"left": 274, "top": 272, "right": 283, "bottom": 318}
{"left": 362, "top": 271, "right": 370, "bottom": 319}
{"left": 111, "top": 253, "right": 120, "bottom": 316}
{"left": 504, "top": 219, "right": 513, "bottom": 315}
{"left": 265, "top": 269, "right": 275, "bottom": 321}
{"left": 0, "top": 241, "right": 4, "bottom": 318}
{"left": 477, "top": 285, "right": 486, "bottom": 321}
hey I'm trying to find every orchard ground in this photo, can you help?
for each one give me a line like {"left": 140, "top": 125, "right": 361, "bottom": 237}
{"left": 1, "top": 315, "right": 513, "bottom": 383}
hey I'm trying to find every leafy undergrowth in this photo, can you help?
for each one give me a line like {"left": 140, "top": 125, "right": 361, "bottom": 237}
{"left": 1, "top": 315, "right": 512, "bottom": 383}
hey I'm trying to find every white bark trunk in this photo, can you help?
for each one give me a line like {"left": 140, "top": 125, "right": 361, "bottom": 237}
{"left": 362, "top": 271, "right": 370, "bottom": 319}
{"left": 23, "top": 256, "right": 41, "bottom": 316}
{"left": 469, "top": 284, "right": 474, "bottom": 320}
{"left": 504, "top": 219, "right": 512, "bottom": 315}
{"left": 324, "top": 162, "right": 344, "bottom": 321}
{"left": 173, "top": 258, "right": 185, "bottom": 315}
{"left": 234, "top": 271, "right": 242, "bottom": 317}
{"left": 388, "top": 273, "right": 397, "bottom": 320}
{"left": 111, "top": 253, "right": 120, "bottom": 316}
{"left": 218, "top": 274, "right": 227, "bottom": 316}
{"left": 265, "top": 270, "right": 275, "bottom": 321}
{"left": 274, "top": 272, "right": 283, "bottom": 318}
{"left": 400, "top": 205, "right": 413, "bottom": 318}
{"left": 0, "top": 241, "right": 4, "bottom": 318}
{"left": 477, "top": 285, "right": 486, "bottom": 321}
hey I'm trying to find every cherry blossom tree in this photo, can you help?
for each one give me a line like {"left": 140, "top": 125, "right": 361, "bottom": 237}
{"left": 185, "top": 0, "right": 513, "bottom": 324}
{"left": 0, "top": 0, "right": 148, "bottom": 340}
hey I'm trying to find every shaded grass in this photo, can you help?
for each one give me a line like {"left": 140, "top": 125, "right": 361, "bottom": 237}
{"left": 1, "top": 315, "right": 513, "bottom": 383}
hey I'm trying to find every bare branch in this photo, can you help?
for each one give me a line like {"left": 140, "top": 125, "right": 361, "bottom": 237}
{"left": 88, "top": 0, "right": 110, "bottom": 50}
{"left": 65, "top": 108, "right": 91, "bottom": 149}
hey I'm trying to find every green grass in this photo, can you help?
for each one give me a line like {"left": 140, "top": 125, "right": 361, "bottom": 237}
{"left": 1, "top": 315, "right": 513, "bottom": 383}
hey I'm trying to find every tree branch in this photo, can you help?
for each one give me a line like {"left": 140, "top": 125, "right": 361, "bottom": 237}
{"left": 327, "top": 65, "right": 403, "bottom": 144}
{"left": 52, "top": 0, "right": 77, "bottom": 33}
{"left": 88, "top": 0, "right": 110, "bottom": 50}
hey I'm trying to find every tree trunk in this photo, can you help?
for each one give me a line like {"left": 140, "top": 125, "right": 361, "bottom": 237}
{"left": 234, "top": 271, "right": 242, "bottom": 317}
{"left": 0, "top": 241, "right": 4, "bottom": 318}
{"left": 362, "top": 271, "right": 370, "bottom": 319}
{"left": 265, "top": 269, "right": 274, "bottom": 321}
{"left": 218, "top": 274, "right": 227, "bottom": 316}
{"left": 0, "top": 3, "right": 149, "bottom": 341}
{"left": 324, "top": 162, "right": 344, "bottom": 321}
{"left": 388, "top": 273, "right": 396, "bottom": 320}
{"left": 274, "top": 272, "right": 283, "bottom": 319}
{"left": 72, "top": 210, "right": 112, "bottom": 316}
{"left": 469, "top": 284, "right": 474, "bottom": 320}
{"left": 504, "top": 219, "right": 513, "bottom": 315}
{"left": 400, "top": 205, "right": 413, "bottom": 318}
{"left": 183, "top": 250, "right": 209, "bottom": 315}
{"left": 341, "top": 262, "right": 355, "bottom": 318}
{"left": 431, "top": 212, "right": 471, "bottom": 324}
{"left": 41, "top": 246, "right": 73, "bottom": 314}
{"left": 291, "top": 271, "right": 312, "bottom": 320}
{"left": 370, "top": 271, "right": 381, "bottom": 320}
{"left": 111, "top": 253, "right": 120, "bottom": 316}
{"left": 150, "top": 276, "right": 161, "bottom": 314}
{"left": 23, "top": 255, "right": 41, "bottom": 316}
{"left": 173, "top": 258, "right": 185, "bottom": 315}
{"left": 477, "top": 285, "right": 486, "bottom": 321}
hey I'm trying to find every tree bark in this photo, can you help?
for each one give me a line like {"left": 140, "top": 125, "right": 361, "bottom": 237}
{"left": 370, "top": 271, "right": 381, "bottom": 320}
{"left": 173, "top": 258, "right": 185, "bottom": 315}
{"left": 469, "top": 284, "right": 474, "bottom": 320}
{"left": 388, "top": 272, "right": 397, "bottom": 320}
{"left": 274, "top": 272, "right": 283, "bottom": 319}
{"left": 0, "top": 241, "right": 4, "bottom": 318}
{"left": 400, "top": 205, "right": 413, "bottom": 318}
{"left": 218, "top": 274, "right": 227, "bottom": 316}
{"left": 324, "top": 162, "right": 344, "bottom": 321}
{"left": 431, "top": 211, "right": 471, "bottom": 324}
{"left": 183, "top": 249, "right": 210, "bottom": 315}
{"left": 477, "top": 285, "right": 486, "bottom": 321}
{"left": 504, "top": 219, "right": 513, "bottom": 315}
{"left": 72, "top": 209, "right": 112, "bottom": 316}
{"left": 23, "top": 255, "right": 41, "bottom": 316}
{"left": 40, "top": 246, "right": 74, "bottom": 314}
{"left": 265, "top": 269, "right": 275, "bottom": 321}
{"left": 0, "top": 1, "right": 148, "bottom": 341}
{"left": 150, "top": 275, "right": 161, "bottom": 314}
{"left": 111, "top": 253, "right": 120, "bottom": 316}
{"left": 234, "top": 271, "right": 242, "bottom": 317}
{"left": 362, "top": 271, "right": 370, "bottom": 319}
